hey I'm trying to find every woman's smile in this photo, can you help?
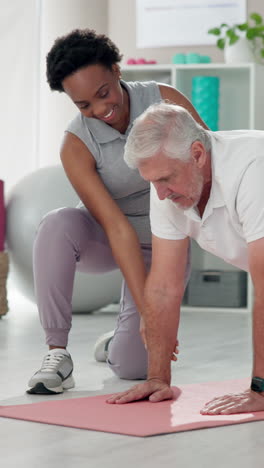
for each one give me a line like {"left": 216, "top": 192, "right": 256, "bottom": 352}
{"left": 99, "top": 106, "right": 117, "bottom": 122}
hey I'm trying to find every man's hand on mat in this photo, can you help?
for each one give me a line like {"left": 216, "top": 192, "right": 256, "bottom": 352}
{"left": 201, "top": 389, "right": 264, "bottom": 415}
{"left": 106, "top": 379, "right": 174, "bottom": 404}
{"left": 140, "top": 317, "right": 179, "bottom": 361}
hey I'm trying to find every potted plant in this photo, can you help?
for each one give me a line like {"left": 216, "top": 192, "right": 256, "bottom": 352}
{"left": 208, "top": 12, "right": 264, "bottom": 63}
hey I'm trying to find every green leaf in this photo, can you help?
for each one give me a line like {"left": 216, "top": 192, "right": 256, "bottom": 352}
{"left": 246, "top": 28, "right": 258, "bottom": 39}
{"left": 226, "top": 29, "right": 239, "bottom": 45}
{"left": 217, "top": 38, "right": 225, "bottom": 49}
{"left": 246, "top": 29, "right": 254, "bottom": 39}
{"left": 208, "top": 27, "right": 221, "bottom": 35}
{"left": 229, "top": 35, "right": 239, "bottom": 46}
{"left": 226, "top": 28, "right": 236, "bottom": 39}
{"left": 260, "top": 48, "right": 264, "bottom": 58}
{"left": 220, "top": 23, "right": 228, "bottom": 28}
{"left": 250, "top": 13, "right": 263, "bottom": 25}
{"left": 237, "top": 23, "right": 248, "bottom": 31}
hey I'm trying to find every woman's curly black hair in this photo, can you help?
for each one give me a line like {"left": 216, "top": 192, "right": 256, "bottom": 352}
{"left": 46, "top": 29, "right": 123, "bottom": 92}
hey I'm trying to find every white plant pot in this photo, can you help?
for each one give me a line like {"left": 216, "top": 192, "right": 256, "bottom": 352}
{"left": 224, "top": 37, "right": 255, "bottom": 63}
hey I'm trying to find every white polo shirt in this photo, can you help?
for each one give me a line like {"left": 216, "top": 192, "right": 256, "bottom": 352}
{"left": 150, "top": 130, "right": 264, "bottom": 272}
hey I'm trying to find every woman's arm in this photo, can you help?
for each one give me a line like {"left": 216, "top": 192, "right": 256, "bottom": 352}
{"left": 60, "top": 132, "right": 147, "bottom": 316}
{"left": 159, "top": 84, "right": 209, "bottom": 129}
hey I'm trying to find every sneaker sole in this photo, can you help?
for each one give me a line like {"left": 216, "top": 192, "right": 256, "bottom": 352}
{"left": 94, "top": 330, "right": 114, "bottom": 362}
{"left": 27, "top": 375, "right": 75, "bottom": 395}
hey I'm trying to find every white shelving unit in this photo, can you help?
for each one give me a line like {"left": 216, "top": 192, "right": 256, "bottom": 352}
{"left": 122, "top": 63, "right": 264, "bottom": 313}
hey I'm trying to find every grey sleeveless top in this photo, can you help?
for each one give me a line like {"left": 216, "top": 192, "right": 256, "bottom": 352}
{"left": 66, "top": 80, "right": 161, "bottom": 244}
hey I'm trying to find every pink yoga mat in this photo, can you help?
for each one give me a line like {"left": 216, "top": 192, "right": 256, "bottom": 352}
{"left": 0, "top": 180, "right": 5, "bottom": 251}
{"left": 1, "top": 379, "right": 264, "bottom": 437}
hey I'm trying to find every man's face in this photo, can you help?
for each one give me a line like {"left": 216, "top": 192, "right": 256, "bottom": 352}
{"left": 138, "top": 150, "right": 204, "bottom": 210}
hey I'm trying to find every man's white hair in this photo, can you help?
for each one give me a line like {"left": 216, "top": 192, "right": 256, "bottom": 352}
{"left": 124, "top": 101, "right": 211, "bottom": 168}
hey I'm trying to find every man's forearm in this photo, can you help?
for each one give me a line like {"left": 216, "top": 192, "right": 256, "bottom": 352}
{"left": 144, "top": 285, "right": 183, "bottom": 384}
{"left": 252, "top": 299, "right": 264, "bottom": 378}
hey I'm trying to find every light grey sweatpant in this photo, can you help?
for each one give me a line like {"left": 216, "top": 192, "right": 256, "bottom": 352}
{"left": 33, "top": 207, "right": 190, "bottom": 380}
{"left": 33, "top": 207, "right": 152, "bottom": 380}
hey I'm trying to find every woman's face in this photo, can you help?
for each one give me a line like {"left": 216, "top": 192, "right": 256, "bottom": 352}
{"left": 62, "top": 64, "right": 129, "bottom": 132}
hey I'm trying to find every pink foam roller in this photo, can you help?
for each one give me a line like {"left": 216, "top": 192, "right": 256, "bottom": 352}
{"left": 126, "top": 58, "right": 137, "bottom": 64}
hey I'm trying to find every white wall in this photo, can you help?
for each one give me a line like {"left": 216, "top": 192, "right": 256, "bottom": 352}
{"left": 1, "top": 0, "right": 40, "bottom": 193}
{"left": 1, "top": 0, "right": 108, "bottom": 195}
{"left": 38, "top": 0, "right": 108, "bottom": 168}
{"left": 108, "top": 0, "right": 264, "bottom": 65}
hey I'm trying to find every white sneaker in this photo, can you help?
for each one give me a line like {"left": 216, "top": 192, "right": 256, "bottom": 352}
{"left": 93, "top": 330, "right": 114, "bottom": 362}
{"left": 27, "top": 349, "right": 75, "bottom": 394}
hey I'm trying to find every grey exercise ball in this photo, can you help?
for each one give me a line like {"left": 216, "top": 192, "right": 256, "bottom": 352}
{"left": 6, "top": 166, "right": 122, "bottom": 312}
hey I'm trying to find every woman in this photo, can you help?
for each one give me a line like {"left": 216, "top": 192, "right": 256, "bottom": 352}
{"left": 28, "top": 29, "right": 207, "bottom": 394}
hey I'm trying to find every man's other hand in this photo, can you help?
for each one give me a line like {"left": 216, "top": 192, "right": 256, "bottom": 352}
{"left": 201, "top": 389, "right": 264, "bottom": 415}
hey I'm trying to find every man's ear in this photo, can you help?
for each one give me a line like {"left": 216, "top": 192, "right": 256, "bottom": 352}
{"left": 191, "top": 141, "right": 207, "bottom": 168}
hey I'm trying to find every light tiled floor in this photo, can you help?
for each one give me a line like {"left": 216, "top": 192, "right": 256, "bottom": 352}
{"left": 1, "top": 284, "right": 263, "bottom": 468}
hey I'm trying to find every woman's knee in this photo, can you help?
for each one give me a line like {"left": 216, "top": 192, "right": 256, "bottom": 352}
{"left": 33, "top": 208, "right": 80, "bottom": 263}
{"left": 34, "top": 208, "right": 83, "bottom": 250}
{"left": 36, "top": 208, "right": 79, "bottom": 237}
{"left": 108, "top": 359, "right": 147, "bottom": 380}
{"left": 107, "top": 342, "right": 147, "bottom": 380}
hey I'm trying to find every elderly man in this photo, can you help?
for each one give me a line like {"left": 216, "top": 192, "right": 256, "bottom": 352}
{"left": 107, "top": 102, "right": 264, "bottom": 415}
